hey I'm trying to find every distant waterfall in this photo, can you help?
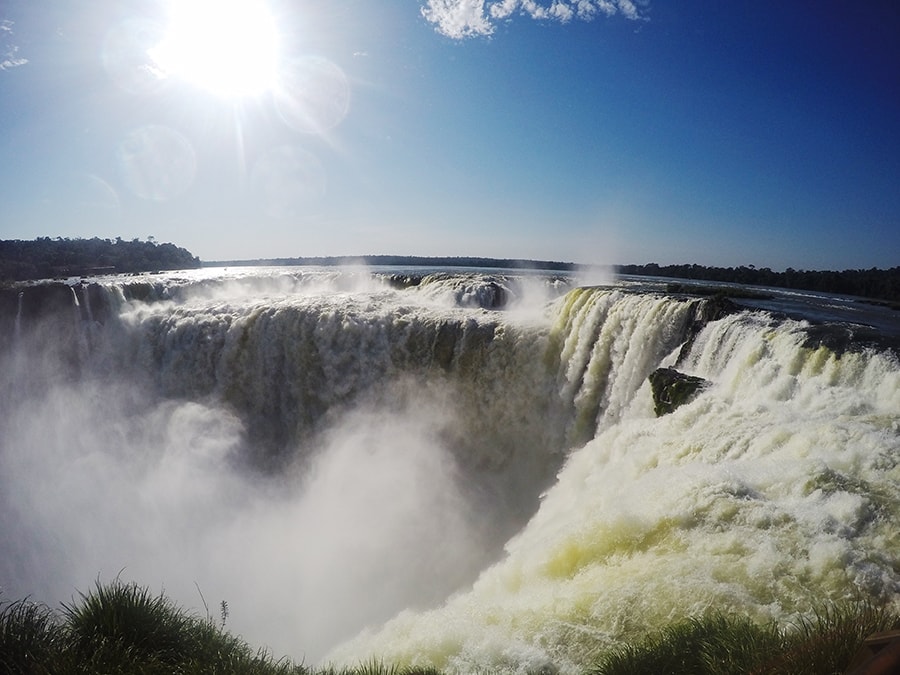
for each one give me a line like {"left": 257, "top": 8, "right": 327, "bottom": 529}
{"left": 13, "top": 290, "right": 23, "bottom": 342}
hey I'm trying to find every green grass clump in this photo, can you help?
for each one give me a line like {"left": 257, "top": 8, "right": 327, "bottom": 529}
{"left": 317, "top": 661, "right": 442, "bottom": 675}
{"left": 0, "top": 597, "right": 66, "bottom": 674}
{"left": 4, "top": 579, "right": 309, "bottom": 675}
{"left": 755, "top": 602, "right": 900, "bottom": 675}
{"left": 590, "top": 614, "right": 783, "bottom": 675}
{"left": 62, "top": 580, "right": 197, "bottom": 669}
{"left": 591, "top": 601, "right": 900, "bottom": 675}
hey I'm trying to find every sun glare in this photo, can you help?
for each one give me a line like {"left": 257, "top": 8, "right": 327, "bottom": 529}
{"left": 150, "top": 0, "right": 280, "bottom": 99}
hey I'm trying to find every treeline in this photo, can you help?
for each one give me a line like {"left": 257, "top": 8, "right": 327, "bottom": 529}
{"left": 208, "top": 254, "right": 579, "bottom": 272}
{"left": 0, "top": 237, "right": 201, "bottom": 282}
{"left": 617, "top": 263, "right": 900, "bottom": 304}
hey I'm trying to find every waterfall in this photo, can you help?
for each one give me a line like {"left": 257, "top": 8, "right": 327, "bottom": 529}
{"left": 13, "top": 290, "right": 23, "bottom": 342}
{"left": 546, "top": 288, "right": 697, "bottom": 444}
{"left": 325, "top": 290, "right": 900, "bottom": 674}
{"left": 82, "top": 283, "right": 95, "bottom": 323}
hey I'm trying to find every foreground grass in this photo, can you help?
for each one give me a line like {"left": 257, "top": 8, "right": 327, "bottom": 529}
{"left": 591, "top": 603, "right": 900, "bottom": 675}
{"left": 1, "top": 580, "right": 897, "bottom": 674}
{"left": 1, "top": 580, "right": 306, "bottom": 675}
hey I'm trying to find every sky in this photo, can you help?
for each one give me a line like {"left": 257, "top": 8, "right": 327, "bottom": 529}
{"left": 0, "top": 0, "right": 898, "bottom": 270}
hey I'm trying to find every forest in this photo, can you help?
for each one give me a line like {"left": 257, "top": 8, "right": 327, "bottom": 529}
{"left": 0, "top": 237, "right": 200, "bottom": 282}
{"left": 210, "top": 254, "right": 580, "bottom": 272}
{"left": 2, "top": 238, "right": 898, "bottom": 305}
{"left": 617, "top": 263, "right": 900, "bottom": 304}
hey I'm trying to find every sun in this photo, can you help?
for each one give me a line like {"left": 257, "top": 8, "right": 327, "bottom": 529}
{"left": 149, "top": 0, "right": 280, "bottom": 99}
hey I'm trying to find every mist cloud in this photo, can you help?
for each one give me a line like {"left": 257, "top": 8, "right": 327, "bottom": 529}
{"left": 0, "top": 367, "right": 491, "bottom": 663}
{"left": 421, "top": 0, "right": 647, "bottom": 39}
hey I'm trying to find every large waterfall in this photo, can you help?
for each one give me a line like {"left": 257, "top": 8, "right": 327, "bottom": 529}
{"left": 1, "top": 267, "right": 898, "bottom": 672}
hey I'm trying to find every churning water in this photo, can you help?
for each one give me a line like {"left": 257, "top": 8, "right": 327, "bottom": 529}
{"left": 0, "top": 266, "right": 898, "bottom": 672}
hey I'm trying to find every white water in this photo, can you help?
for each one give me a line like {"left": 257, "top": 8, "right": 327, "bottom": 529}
{"left": 1, "top": 267, "right": 898, "bottom": 671}
{"left": 13, "top": 290, "right": 22, "bottom": 341}
{"left": 329, "top": 309, "right": 900, "bottom": 672}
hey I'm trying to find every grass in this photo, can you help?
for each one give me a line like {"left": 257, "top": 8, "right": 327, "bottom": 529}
{"left": 0, "top": 597, "right": 66, "bottom": 674}
{"left": 3, "top": 580, "right": 308, "bottom": 675}
{"left": 591, "top": 602, "right": 900, "bottom": 675}
{"left": 1, "top": 580, "right": 898, "bottom": 674}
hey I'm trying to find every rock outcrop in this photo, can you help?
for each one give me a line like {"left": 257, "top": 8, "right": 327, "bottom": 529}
{"left": 648, "top": 367, "right": 709, "bottom": 416}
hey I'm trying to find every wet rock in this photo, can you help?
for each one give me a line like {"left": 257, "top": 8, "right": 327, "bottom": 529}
{"left": 456, "top": 280, "right": 509, "bottom": 309}
{"left": 480, "top": 281, "right": 508, "bottom": 309}
{"left": 385, "top": 273, "right": 423, "bottom": 289}
{"left": 649, "top": 367, "right": 709, "bottom": 416}
{"left": 432, "top": 321, "right": 460, "bottom": 370}
{"left": 19, "top": 282, "right": 77, "bottom": 321}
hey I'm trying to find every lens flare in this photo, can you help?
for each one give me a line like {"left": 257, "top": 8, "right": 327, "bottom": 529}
{"left": 251, "top": 145, "right": 327, "bottom": 218}
{"left": 274, "top": 56, "right": 351, "bottom": 134}
{"left": 102, "top": 18, "right": 167, "bottom": 95}
{"left": 117, "top": 125, "right": 197, "bottom": 200}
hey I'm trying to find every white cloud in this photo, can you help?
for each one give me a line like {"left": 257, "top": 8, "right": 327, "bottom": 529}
{"left": 549, "top": 2, "right": 575, "bottom": 21}
{"left": 520, "top": 1, "right": 548, "bottom": 19}
{"left": 595, "top": 0, "right": 618, "bottom": 17}
{"left": 1, "top": 19, "right": 27, "bottom": 70}
{"left": 617, "top": 0, "right": 640, "bottom": 20}
{"left": 423, "top": 0, "right": 647, "bottom": 38}
{"left": 489, "top": 0, "right": 518, "bottom": 20}
{"left": 573, "top": 0, "right": 595, "bottom": 19}
{"left": 421, "top": 0, "right": 495, "bottom": 39}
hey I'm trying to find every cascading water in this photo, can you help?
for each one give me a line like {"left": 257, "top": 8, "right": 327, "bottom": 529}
{"left": 327, "top": 305, "right": 900, "bottom": 672}
{"left": 13, "top": 290, "right": 23, "bottom": 342}
{"left": 0, "top": 267, "right": 897, "bottom": 671}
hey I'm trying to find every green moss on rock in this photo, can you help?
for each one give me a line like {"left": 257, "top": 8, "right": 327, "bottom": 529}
{"left": 648, "top": 367, "right": 709, "bottom": 416}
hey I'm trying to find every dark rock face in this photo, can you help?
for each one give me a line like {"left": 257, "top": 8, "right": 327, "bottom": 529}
{"left": 480, "top": 281, "right": 508, "bottom": 309}
{"left": 385, "top": 273, "right": 423, "bottom": 290}
{"left": 648, "top": 367, "right": 709, "bottom": 416}
{"left": 18, "top": 283, "right": 77, "bottom": 321}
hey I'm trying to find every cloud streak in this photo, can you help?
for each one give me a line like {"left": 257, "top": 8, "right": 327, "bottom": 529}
{"left": 421, "top": 0, "right": 646, "bottom": 39}
{"left": 1, "top": 19, "right": 27, "bottom": 70}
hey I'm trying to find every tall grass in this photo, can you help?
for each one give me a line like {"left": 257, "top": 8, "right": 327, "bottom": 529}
{"left": 1, "top": 580, "right": 898, "bottom": 674}
{"left": 4, "top": 580, "right": 309, "bottom": 675}
{"left": 0, "top": 597, "right": 66, "bottom": 674}
{"left": 316, "top": 662, "right": 442, "bottom": 675}
{"left": 589, "top": 614, "right": 783, "bottom": 675}
{"left": 591, "top": 601, "right": 900, "bottom": 675}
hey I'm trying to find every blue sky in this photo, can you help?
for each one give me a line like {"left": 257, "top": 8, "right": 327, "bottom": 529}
{"left": 0, "top": 1, "right": 898, "bottom": 270}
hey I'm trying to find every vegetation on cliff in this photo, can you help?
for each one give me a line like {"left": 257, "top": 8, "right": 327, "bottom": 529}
{"left": 0, "top": 237, "right": 200, "bottom": 282}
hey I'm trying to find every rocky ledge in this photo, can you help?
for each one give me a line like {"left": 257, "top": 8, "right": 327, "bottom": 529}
{"left": 648, "top": 367, "right": 710, "bottom": 417}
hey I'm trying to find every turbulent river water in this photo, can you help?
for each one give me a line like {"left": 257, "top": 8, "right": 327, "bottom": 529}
{"left": 1, "top": 266, "right": 898, "bottom": 672}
